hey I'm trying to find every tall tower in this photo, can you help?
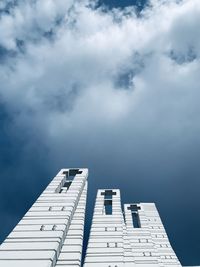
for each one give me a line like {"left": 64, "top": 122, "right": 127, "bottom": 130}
{"left": 83, "top": 189, "right": 182, "bottom": 267}
{"left": 0, "top": 168, "right": 88, "bottom": 267}
{"left": 0, "top": 169, "right": 189, "bottom": 266}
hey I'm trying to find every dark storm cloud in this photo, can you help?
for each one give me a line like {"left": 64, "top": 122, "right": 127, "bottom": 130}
{"left": 0, "top": 0, "right": 200, "bottom": 265}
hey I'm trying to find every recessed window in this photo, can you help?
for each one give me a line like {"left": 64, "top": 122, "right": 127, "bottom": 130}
{"left": 131, "top": 212, "right": 140, "bottom": 228}
{"left": 40, "top": 225, "right": 45, "bottom": 231}
{"left": 128, "top": 205, "right": 141, "bottom": 228}
{"left": 101, "top": 190, "right": 116, "bottom": 200}
{"left": 143, "top": 252, "right": 152, "bottom": 256}
{"left": 59, "top": 181, "right": 72, "bottom": 193}
{"left": 63, "top": 169, "right": 82, "bottom": 180}
{"left": 52, "top": 225, "right": 57, "bottom": 231}
{"left": 104, "top": 200, "right": 112, "bottom": 215}
{"left": 128, "top": 204, "right": 141, "bottom": 212}
{"left": 63, "top": 181, "right": 72, "bottom": 188}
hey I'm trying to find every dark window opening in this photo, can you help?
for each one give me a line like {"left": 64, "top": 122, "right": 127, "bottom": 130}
{"left": 63, "top": 169, "right": 82, "bottom": 180}
{"left": 101, "top": 190, "right": 116, "bottom": 200}
{"left": 143, "top": 252, "right": 152, "bottom": 256}
{"left": 69, "top": 169, "right": 82, "bottom": 177}
{"left": 104, "top": 199, "right": 112, "bottom": 215}
{"left": 128, "top": 204, "right": 141, "bottom": 228}
{"left": 131, "top": 212, "right": 140, "bottom": 228}
{"left": 52, "top": 225, "right": 57, "bottom": 231}
{"left": 59, "top": 181, "right": 72, "bottom": 193}
{"left": 63, "top": 181, "right": 72, "bottom": 188}
{"left": 128, "top": 204, "right": 141, "bottom": 212}
{"left": 40, "top": 225, "right": 45, "bottom": 231}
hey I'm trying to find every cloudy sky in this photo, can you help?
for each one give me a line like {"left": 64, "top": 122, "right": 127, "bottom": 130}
{"left": 0, "top": 0, "right": 200, "bottom": 265}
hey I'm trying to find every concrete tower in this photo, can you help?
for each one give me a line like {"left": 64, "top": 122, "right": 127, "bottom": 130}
{"left": 0, "top": 169, "right": 196, "bottom": 266}
{"left": 83, "top": 189, "right": 182, "bottom": 267}
{"left": 0, "top": 168, "right": 88, "bottom": 267}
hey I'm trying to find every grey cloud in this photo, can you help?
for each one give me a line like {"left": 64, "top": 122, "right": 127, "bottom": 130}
{"left": 169, "top": 47, "right": 197, "bottom": 64}
{"left": 114, "top": 52, "right": 145, "bottom": 90}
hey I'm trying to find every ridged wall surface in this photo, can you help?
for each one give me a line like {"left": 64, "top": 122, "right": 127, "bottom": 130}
{"left": 0, "top": 168, "right": 88, "bottom": 267}
{"left": 84, "top": 189, "right": 182, "bottom": 267}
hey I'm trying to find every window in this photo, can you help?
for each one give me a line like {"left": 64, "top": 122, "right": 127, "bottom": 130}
{"left": 131, "top": 212, "right": 140, "bottom": 228}
{"left": 104, "top": 200, "right": 112, "bottom": 215}
{"left": 52, "top": 225, "right": 57, "bottom": 231}
{"left": 128, "top": 205, "right": 141, "bottom": 228}
{"left": 165, "top": 255, "right": 172, "bottom": 259}
{"left": 101, "top": 190, "right": 116, "bottom": 200}
{"left": 40, "top": 225, "right": 45, "bottom": 231}
{"left": 143, "top": 252, "right": 152, "bottom": 256}
{"left": 59, "top": 181, "right": 72, "bottom": 193}
{"left": 63, "top": 181, "right": 72, "bottom": 188}
{"left": 128, "top": 204, "right": 141, "bottom": 212}
{"left": 63, "top": 169, "right": 82, "bottom": 180}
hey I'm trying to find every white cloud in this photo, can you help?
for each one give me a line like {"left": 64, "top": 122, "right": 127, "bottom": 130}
{"left": 0, "top": 0, "right": 200, "bottom": 169}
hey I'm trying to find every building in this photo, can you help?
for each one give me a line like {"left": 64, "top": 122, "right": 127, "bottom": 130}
{"left": 84, "top": 189, "right": 181, "bottom": 267}
{"left": 0, "top": 168, "right": 198, "bottom": 266}
{"left": 0, "top": 168, "right": 88, "bottom": 267}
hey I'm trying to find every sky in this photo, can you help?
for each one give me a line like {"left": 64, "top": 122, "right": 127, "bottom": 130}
{"left": 0, "top": 0, "right": 200, "bottom": 265}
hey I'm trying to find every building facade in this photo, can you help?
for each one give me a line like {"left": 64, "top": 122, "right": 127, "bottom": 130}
{"left": 0, "top": 168, "right": 194, "bottom": 266}
{"left": 84, "top": 189, "right": 182, "bottom": 267}
{"left": 0, "top": 168, "right": 88, "bottom": 267}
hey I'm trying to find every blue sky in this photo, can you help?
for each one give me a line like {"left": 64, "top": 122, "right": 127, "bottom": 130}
{"left": 0, "top": 0, "right": 200, "bottom": 265}
{"left": 98, "top": 0, "right": 148, "bottom": 10}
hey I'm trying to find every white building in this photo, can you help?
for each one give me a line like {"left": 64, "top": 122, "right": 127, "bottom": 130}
{"left": 0, "top": 168, "right": 88, "bottom": 267}
{"left": 84, "top": 189, "right": 182, "bottom": 267}
{"left": 0, "top": 169, "right": 198, "bottom": 267}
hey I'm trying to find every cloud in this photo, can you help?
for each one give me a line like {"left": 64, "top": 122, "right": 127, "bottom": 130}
{"left": 0, "top": 0, "right": 200, "bottom": 264}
